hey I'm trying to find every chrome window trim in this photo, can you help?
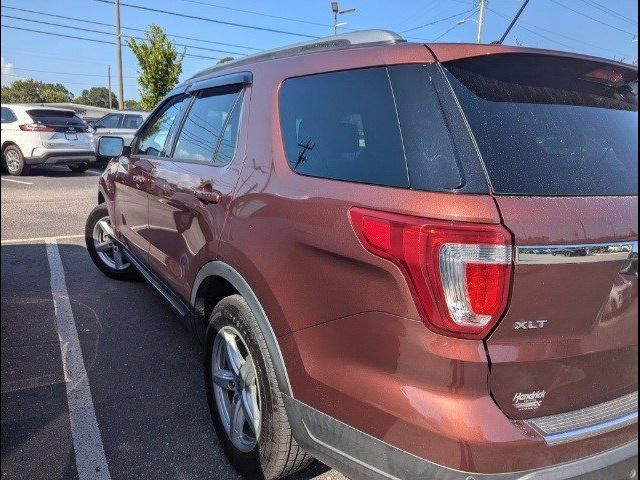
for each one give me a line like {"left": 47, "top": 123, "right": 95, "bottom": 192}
{"left": 525, "top": 391, "right": 638, "bottom": 446}
{"left": 516, "top": 241, "right": 638, "bottom": 265}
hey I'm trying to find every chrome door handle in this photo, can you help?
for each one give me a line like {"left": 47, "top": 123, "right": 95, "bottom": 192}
{"left": 194, "top": 188, "right": 221, "bottom": 204}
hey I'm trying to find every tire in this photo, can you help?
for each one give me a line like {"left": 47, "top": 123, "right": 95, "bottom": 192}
{"left": 68, "top": 162, "right": 89, "bottom": 173}
{"left": 85, "top": 204, "right": 138, "bottom": 280}
{"left": 2, "top": 145, "right": 30, "bottom": 176}
{"left": 205, "top": 295, "right": 313, "bottom": 480}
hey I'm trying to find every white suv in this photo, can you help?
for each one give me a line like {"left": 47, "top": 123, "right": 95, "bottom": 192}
{"left": 1, "top": 104, "right": 96, "bottom": 176}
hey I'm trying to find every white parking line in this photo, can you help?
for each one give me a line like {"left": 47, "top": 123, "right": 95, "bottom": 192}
{"left": 1, "top": 234, "right": 85, "bottom": 245}
{"left": 45, "top": 238, "right": 111, "bottom": 480}
{"left": 1, "top": 177, "right": 34, "bottom": 185}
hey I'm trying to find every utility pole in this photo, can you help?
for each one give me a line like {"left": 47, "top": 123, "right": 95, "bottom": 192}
{"left": 114, "top": 0, "right": 124, "bottom": 110}
{"left": 107, "top": 65, "right": 113, "bottom": 109}
{"left": 476, "top": 0, "right": 488, "bottom": 44}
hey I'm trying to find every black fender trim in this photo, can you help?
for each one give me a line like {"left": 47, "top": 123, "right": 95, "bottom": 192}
{"left": 190, "top": 261, "right": 293, "bottom": 397}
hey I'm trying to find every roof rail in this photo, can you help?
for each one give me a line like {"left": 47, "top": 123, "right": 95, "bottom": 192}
{"left": 186, "top": 29, "right": 405, "bottom": 82}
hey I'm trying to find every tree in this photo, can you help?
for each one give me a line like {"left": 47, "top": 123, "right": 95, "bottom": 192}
{"left": 127, "top": 24, "right": 185, "bottom": 110}
{"left": 75, "top": 87, "right": 117, "bottom": 108}
{"left": 217, "top": 57, "right": 235, "bottom": 65}
{"left": 124, "top": 99, "right": 144, "bottom": 110}
{"left": 1, "top": 79, "right": 73, "bottom": 103}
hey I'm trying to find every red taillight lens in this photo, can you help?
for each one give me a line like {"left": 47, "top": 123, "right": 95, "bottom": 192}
{"left": 19, "top": 123, "right": 54, "bottom": 132}
{"left": 350, "top": 207, "right": 513, "bottom": 339}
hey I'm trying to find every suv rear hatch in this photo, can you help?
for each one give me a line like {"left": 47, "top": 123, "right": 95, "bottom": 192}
{"left": 26, "top": 109, "right": 91, "bottom": 149}
{"left": 441, "top": 51, "right": 638, "bottom": 420}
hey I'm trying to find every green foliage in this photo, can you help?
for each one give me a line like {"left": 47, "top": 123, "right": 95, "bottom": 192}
{"left": 124, "top": 99, "right": 144, "bottom": 110}
{"left": 127, "top": 24, "right": 185, "bottom": 110}
{"left": 217, "top": 57, "right": 235, "bottom": 65}
{"left": 75, "top": 87, "right": 118, "bottom": 108}
{"left": 1, "top": 78, "right": 73, "bottom": 103}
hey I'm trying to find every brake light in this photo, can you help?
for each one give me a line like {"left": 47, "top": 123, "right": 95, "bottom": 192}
{"left": 19, "top": 123, "right": 54, "bottom": 132}
{"left": 350, "top": 208, "right": 513, "bottom": 339}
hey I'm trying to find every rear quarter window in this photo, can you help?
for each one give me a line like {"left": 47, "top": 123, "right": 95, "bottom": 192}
{"left": 1, "top": 107, "right": 17, "bottom": 123}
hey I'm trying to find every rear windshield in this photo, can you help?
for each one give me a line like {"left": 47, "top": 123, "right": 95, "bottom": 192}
{"left": 27, "top": 109, "right": 85, "bottom": 127}
{"left": 445, "top": 54, "right": 638, "bottom": 196}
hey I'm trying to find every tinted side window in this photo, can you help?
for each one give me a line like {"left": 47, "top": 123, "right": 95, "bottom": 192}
{"left": 123, "top": 114, "right": 143, "bottom": 129}
{"left": 279, "top": 68, "right": 409, "bottom": 188}
{"left": 96, "top": 114, "right": 122, "bottom": 129}
{"left": 136, "top": 96, "right": 190, "bottom": 157}
{"left": 1, "top": 107, "right": 16, "bottom": 123}
{"left": 173, "top": 89, "right": 242, "bottom": 165}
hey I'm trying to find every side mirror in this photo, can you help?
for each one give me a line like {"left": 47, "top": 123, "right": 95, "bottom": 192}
{"left": 98, "top": 136, "right": 127, "bottom": 158}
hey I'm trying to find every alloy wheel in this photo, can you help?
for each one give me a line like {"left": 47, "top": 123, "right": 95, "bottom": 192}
{"left": 211, "top": 326, "right": 261, "bottom": 453}
{"left": 92, "top": 216, "right": 130, "bottom": 270}
{"left": 5, "top": 149, "right": 21, "bottom": 173}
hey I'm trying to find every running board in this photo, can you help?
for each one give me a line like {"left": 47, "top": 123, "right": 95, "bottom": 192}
{"left": 113, "top": 240, "right": 192, "bottom": 323}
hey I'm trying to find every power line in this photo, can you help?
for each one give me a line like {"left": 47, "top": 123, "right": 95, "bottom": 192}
{"left": 1, "top": 14, "right": 247, "bottom": 56}
{"left": 11, "top": 66, "right": 137, "bottom": 79}
{"left": 0, "top": 24, "right": 222, "bottom": 61}
{"left": 401, "top": 7, "right": 478, "bottom": 33}
{"left": 2, "top": 72, "right": 137, "bottom": 87}
{"left": 91, "top": 0, "right": 320, "bottom": 39}
{"left": 487, "top": 6, "right": 631, "bottom": 57}
{"left": 177, "top": 0, "right": 332, "bottom": 29}
{"left": 1, "top": 5, "right": 262, "bottom": 51}
{"left": 432, "top": 21, "right": 466, "bottom": 41}
{"left": 577, "top": 0, "right": 638, "bottom": 26}
{"left": 548, "top": 0, "right": 637, "bottom": 36}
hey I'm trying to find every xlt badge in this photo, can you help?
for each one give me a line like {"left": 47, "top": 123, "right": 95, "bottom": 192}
{"left": 515, "top": 320, "right": 548, "bottom": 330}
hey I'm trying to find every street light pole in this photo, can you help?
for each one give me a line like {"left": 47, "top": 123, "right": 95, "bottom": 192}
{"left": 114, "top": 0, "right": 124, "bottom": 110}
{"left": 476, "top": 0, "right": 488, "bottom": 44}
{"left": 331, "top": 2, "right": 355, "bottom": 36}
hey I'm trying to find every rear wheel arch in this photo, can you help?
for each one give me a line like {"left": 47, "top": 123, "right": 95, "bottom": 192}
{"left": 2, "top": 141, "right": 20, "bottom": 154}
{"left": 191, "top": 261, "right": 293, "bottom": 397}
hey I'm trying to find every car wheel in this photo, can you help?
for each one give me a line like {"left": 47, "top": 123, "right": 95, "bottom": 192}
{"left": 3, "top": 145, "right": 30, "bottom": 176}
{"left": 205, "top": 295, "right": 313, "bottom": 480}
{"left": 68, "top": 162, "right": 89, "bottom": 173}
{"left": 85, "top": 204, "right": 138, "bottom": 280}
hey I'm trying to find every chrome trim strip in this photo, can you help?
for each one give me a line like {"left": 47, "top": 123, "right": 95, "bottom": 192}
{"left": 516, "top": 241, "right": 638, "bottom": 265}
{"left": 534, "top": 412, "right": 638, "bottom": 446}
{"left": 525, "top": 392, "right": 638, "bottom": 446}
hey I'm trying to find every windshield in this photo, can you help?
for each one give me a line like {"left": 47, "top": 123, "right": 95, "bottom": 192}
{"left": 445, "top": 54, "right": 638, "bottom": 196}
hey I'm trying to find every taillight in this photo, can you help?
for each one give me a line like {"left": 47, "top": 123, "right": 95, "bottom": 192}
{"left": 349, "top": 208, "right": 513, "bottom": 339}
{"left": 19, "top": 123, "right": 54, "bottom": 132}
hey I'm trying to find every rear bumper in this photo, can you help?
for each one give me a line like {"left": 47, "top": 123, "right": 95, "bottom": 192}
{"left": 286, "top": 396, "right": 638, "bottom": 480}
{"left": 25, "top": 150, "right": 96, "bottom": 165}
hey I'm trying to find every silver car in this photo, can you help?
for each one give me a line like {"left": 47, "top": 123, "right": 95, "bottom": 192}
{"left": 92, "top": 111, "right": 148, "bottom": 157}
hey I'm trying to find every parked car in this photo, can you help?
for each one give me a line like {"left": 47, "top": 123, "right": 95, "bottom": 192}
{"left": 1, "top": 104, "right": 95, "bottom": 175}
{"left": 85, "top": 30, "right": 638, "bottom": 480}
{"left": 91, "top": 110, "right": 148, "bottom": 158}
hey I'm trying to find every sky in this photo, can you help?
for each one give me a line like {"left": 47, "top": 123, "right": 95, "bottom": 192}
{"left": 1, "top": 0, "right": 638, "bottom": 101}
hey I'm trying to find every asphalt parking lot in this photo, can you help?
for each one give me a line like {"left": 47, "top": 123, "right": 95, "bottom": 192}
{"left": 1, "top": 166, "right": 345, "bottom": 480}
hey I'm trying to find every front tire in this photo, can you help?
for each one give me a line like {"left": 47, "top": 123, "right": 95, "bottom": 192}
{"left": 3, "top": 145, "right": 30, "bottom": 176}
{"left": 68, "top": 162, "right": 89, "bottom": 173}
{"left": 205, "top": 295, "right": 312, "bottom": 480}
{"left": 85, "top": 204, "right": 138, "bottom": 280}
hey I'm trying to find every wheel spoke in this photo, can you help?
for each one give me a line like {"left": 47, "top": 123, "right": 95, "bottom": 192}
{"left": 229, "top": 395, "right": 246, "bottom": 445}
{"left": 241, "top": 387, "right": 260, "bottom": 437}
{"left": 112, "top": 245, "right": 124, "bottom": 269}
{"left": 223, "top": 332, "right": 244, "bottom": 375}
{"left": 212, "top": 369, "right": 236, "bottom": 391}
{"left": 97, "top": 219, "right": 114, "bottom": 238}
{"left": 94, "top": 241, "right": 112, "bottom": 253}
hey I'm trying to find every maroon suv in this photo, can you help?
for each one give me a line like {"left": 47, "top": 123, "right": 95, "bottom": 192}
{"left": 86, "top": 30, "right": 638, "bottom": 480}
